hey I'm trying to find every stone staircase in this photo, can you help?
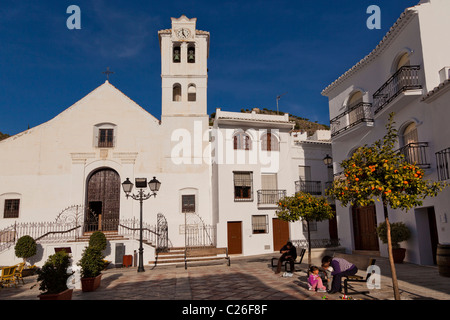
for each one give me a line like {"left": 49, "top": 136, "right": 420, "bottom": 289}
{"left": 150, "top": 246, "right": 229, "bottom": 267}
{"left": 68, "top": 231, "right": 129, "bottom": 243}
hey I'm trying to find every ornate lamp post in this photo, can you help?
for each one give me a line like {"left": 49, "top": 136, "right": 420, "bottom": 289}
{"left": 122, "top": 176, "right": 161, "bottom": 272}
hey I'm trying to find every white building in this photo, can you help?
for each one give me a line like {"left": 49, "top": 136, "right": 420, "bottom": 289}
{"left": 211, "top": 109, "right": 334, "bottom": 256}
{"left": 322, "top": 0, "right": 450, "bottom": 265}
{"left": 0, "top": 16, "right": 334, "bottom": 266}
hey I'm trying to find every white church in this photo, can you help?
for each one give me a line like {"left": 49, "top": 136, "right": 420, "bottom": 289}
{"left": 0, "top": 16, "right": 334, "bottom": 267}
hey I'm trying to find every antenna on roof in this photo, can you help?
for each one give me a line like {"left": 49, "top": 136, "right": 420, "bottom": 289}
{"left": 276, "top": 92, "right": 287, "bottom": 114}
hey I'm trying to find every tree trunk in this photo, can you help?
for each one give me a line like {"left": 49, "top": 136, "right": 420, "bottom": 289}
{"left": 383, "top": 204, "right": 401, "bottom": 300}
{"left": 307, "top": 220, "right": 312, "bottom": 267}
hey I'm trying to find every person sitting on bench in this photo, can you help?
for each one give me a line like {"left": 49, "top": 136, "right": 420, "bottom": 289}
{"left": 321, "top": 255, "right": 358, "bottom": 294}
{"left": 275, "top": 242, "right": 297, "bottom": 274}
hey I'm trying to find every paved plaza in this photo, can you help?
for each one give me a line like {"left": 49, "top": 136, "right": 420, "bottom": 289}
{"left": 1, "top": 253, "right": 449, "bottom": 301}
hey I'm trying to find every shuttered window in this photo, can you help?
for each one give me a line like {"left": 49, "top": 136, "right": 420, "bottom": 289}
{"left": 252, "top": 215, "right": 268, "bottom": 234}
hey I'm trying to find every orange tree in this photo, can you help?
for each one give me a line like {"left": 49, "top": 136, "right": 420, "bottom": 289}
{"left": 276, "top": 192, "right": 334, "bottom": 267}
{"left": 327, "top": 112, "right": 445, "bottom": 300}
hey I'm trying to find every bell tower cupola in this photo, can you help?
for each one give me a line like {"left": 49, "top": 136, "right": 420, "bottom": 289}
{"left": 159, "top": 15, "right": 209, "bottom": 117}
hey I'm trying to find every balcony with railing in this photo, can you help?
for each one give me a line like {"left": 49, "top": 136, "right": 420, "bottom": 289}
{"left": 330, "top": 102, "right": 374, "bottom": 138}
{"left": 398, "top": 142, "right": 430, "bottom": 169}
{"left": 257, "top": 189, "right": 287, "bottom": 208}
{"left": 295, "top": 180, "right": 322, "bottom": 195}
{"left": 436, "top": 147, "right": 450, "bottom": 181}
{"left": 373, "top": 65, "right": 422, "bottom": 115}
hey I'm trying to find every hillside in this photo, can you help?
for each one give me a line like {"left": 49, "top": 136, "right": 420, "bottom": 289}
{"left": 210, "top": 108, "right": 330, "bottom": 136}
{"left": 0, "top": 131, "right": 10, "bottom": 141}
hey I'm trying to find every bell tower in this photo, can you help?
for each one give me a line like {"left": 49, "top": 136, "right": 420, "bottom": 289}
{"left": 159, "top": 15, "right": 209, "bottom": 117}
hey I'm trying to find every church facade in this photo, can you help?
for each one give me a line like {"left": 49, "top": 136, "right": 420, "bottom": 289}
{"left": 0, "top": 16, "right": 333, "bottom": 266}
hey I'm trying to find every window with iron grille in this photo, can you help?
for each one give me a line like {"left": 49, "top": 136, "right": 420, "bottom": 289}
{"left": 234, "top": 171, "right": 253, "bottom": 201}
{"left": 4, "top": 199, "right": 20, "bottom": 218}
{"left": 98, "top": 129, "right": 114, "bottom": 148}
{"left": 252, "top": 215, "right": 268, "bottom": 234}
{"left": 182, "top": 194, "right": 196, "bottom": 213}
{"left": 302, "top": 220, "right": 317, "bottom": 232}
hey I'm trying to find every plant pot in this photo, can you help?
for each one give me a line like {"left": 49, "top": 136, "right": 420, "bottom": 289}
{"left": 392, "top": 248, "right": 406, "bottom": 263}
{"left": 81, "top": 274, "right": 102, "bottom": 292}
{"left": 38, "top": 288, "right": 73, "bottom": 300}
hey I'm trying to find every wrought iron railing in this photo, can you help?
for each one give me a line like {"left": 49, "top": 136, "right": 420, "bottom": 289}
{"left": 330, "top": 102, "right": 374, "bottom": 137}
{"left": 118, "top": 218, "right": 159, "bottom": 247}
{"left": 185, "top": 225, "right": 216, "bottom": 248}
{"left": 257, "top": 189, "right": 287, "bottom": 205}
{"left": 398, "top": 142, "right": 430, "bottom": 168}
{"left": 295, "top": 180, "right": 322, "bottom": 195}
{"left": 436, "top": 147, "right": 450, "bottom": 181}
{"left": 373, "top": 65, "right": 422, "bottom": 114}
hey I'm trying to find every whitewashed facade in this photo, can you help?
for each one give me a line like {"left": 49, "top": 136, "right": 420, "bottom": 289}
{"left": 322, "top": 0, "right": 450, "bottom": 265}
{"left": 0, "top": 16, "right": 333, "bottom": 266}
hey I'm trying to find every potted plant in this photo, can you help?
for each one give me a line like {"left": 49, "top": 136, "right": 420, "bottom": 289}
{"left": 78, "top": 246, "right": 105, "bottom": 292}
{"left": 36, "top": 251, "right": 74, "bottom": 300}
{"left": 377, "top": 221, "right": 411, "bottom": 263}
{"left": 15, "top": 235, "right": 37, "bottom": 266}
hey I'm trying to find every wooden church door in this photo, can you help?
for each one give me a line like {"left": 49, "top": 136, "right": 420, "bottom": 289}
{"left": 85, "top": 168, "right": 121, "bottom": 233}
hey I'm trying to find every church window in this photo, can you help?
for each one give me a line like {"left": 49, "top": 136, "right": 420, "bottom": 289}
{"left": 187, "top": 44, "right": 195, "bottom": 63}
{"left": 188, "top": 84, "right": 196, "bottom": 102}
{"left": 173, "top": 45, "right": 181, "bottom": 63}
{"left": 173, "top": 83, "right": 182, "bottom": 101}
{"left": 98, "top": 129, "right": 114, "bottom": 148}
{"left": 4, "top": 199, "right": 20, "bottom": 218}
{"left": 182, "top": 194, "right": 195, "bottom": 213}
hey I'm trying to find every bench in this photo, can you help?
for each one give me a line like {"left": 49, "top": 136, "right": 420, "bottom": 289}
{"left": 271, "top": 248, "right": 306, "bottom": 272}
{"left": 184, "top": 247, "right": 230, "bottom": 269}
{"left": 343, "top": 258, "right": 377, "bottom": 295}
{"left": 331, "top": 253, "right": 377, "bottom": 295}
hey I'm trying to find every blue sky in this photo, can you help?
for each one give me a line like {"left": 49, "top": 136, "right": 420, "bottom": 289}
{"left": 0, "top": 0, "right": 419, "bottom": 136}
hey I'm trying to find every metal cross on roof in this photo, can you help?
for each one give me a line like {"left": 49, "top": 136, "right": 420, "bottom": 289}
{"left": 102, "top": 67, "right": 114, "bottom": 81}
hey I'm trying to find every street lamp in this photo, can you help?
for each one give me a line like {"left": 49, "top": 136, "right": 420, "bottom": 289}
{"left": 122, "top": 176, "right": 161, "bottom": 272}
{"left": 323, "top": 154, "right": 333, "bottom": 168}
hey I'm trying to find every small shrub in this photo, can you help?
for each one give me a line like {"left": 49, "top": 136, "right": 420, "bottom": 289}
{"left": 376, "top": 221, "right": 411, "bottom": 249}
{"left": 15, "top": 235, "right": 37, "bottom": 265}
{"left": 36, "top": 251, "right": 72, "bottom": 294}
{"left": 78, "top": 246, "right": 105, "bottom": 278}
{"left": 89, "top": 231, "right": 107, "bottom": 251}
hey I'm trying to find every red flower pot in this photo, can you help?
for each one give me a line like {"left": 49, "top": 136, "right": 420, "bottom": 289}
{"left": 38, "top": 289, "right": 73, "bottom": 300}
{"left": 81, "top": 274, "right": 102, "bottom": 292}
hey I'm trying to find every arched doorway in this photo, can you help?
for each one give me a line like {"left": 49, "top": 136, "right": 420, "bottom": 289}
{"left": 85, "top": 168, "right": 121, "bottom": 233}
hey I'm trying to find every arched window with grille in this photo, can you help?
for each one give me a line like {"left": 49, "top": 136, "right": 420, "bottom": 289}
{"left": 233, "top": 132, "right": 252, "bottom": 150}
{"left": 261, "top": 132, "right": 279, "bottom": 151}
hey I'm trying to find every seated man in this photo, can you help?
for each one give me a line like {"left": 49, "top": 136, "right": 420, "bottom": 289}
{"left": 275, "top": 241, "right": 297, "bottom": 274}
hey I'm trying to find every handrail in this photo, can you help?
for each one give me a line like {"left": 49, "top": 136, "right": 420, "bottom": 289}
{"left": 34, "top": 225, "right": 81, "bottom": 242}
